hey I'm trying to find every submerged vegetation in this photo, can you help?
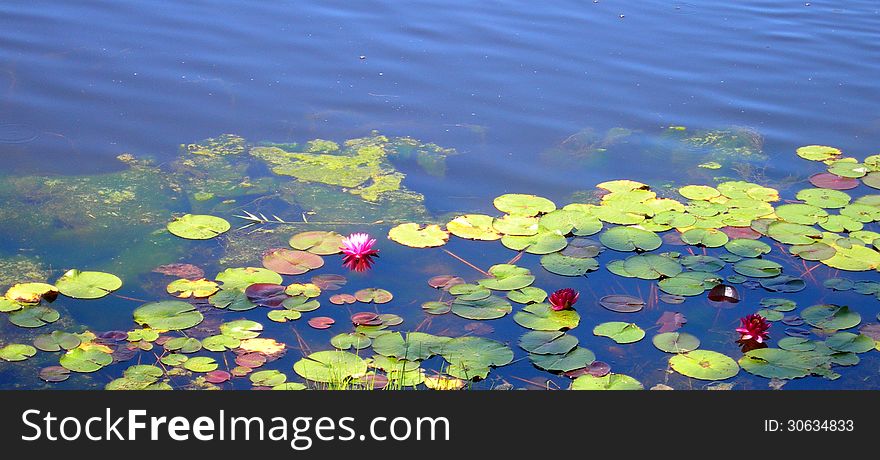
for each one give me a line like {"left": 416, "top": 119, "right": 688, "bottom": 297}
{"left": 1, "top": 129, "right": 880, "bottom": 390}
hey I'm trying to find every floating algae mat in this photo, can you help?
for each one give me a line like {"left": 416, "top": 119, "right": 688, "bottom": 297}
{"left": 2, "top": 135, "right": 880, "bottom": 390}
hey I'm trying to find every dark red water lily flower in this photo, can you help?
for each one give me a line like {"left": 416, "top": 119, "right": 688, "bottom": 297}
{"left": 549, "top": 288, "right": 579, "bottom": 311}
{"left": 736, "top": 313, "right": 771, "bottom": 344}
{"left": 340, "top": 233, "right": 379, "bottom": 272}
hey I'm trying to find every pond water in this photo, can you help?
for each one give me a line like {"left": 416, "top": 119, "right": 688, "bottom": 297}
{"left": 1, "top": 1, "right": 880, "bottom": 390}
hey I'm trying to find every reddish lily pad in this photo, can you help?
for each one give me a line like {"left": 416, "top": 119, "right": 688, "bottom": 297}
{"left": 311, "top": 274, "right": 347, "bottom": 291}
{"left": 39, "top": 366, "right": 71, "bottom": 383}
{"left": 152, "top": 263, "right": 205, "bottom": 280}
{"left": 351, "top": 312, "right": 382, "bottom": 326}
{"left": 329, "top": 293, "right": 357, "bottom": 305}
{"left": 599, "top": 295, "right": 645, "bottom": 313}
{"left": 204, "top": 370, "right": 232, "bottom": 384}
{"left": 289, "top": 231, "right": 344, "bottom": 255}
{"left": 308, "top": 316, "right": 335, "bottom": 329}
{"left": 262, "top": 248, "right": 324, "bottom": 275}
{"left": 354, "top": 288, "right": 393, "bottom": 304}
{"left": 428, "top": 275, "right": 466, "bottom": 290}
{"left": 235, "top": 352, "right": 267, "bottom": 368}
{"left": 810, "top": 172, "right": 859, "bottom": 190}
{"left": 244, "top": 283, "right": 289, "bottom": 308}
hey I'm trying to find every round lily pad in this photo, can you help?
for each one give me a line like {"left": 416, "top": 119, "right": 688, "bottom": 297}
{"left": 825, "top": 332, "right": 875, "bottom": 353}
{"left": 60, "top": 348, "right": 113, "bottom": 373}
{"left": 39, "top": 366, "right": 71, "bottom": 383}
{"left": 421, "top": 301, "right": 451, "bottom": 315}
{"left": 492, "top": 215, "right": 539, "bottom": 236}
{"left": 215, "top": 267, "right": 282, "bottom": 290}
{"left": 669, "top": 350, "right": 739, "bottom": 381}
{"left": 388, "top": 223, "right": 449, "bottom": 248}
{"left": 0, "top": 344, "right": 37, "bottom": 362}
{"left": 446, "top": 214, "right": 501, "bottom": 240}
{"left": 250, "top": 370, "right": 287, "bottom": 386}
{"left": 451, "top": 295, "right": 512, "bottom": 320}
{"left": 659, "top": 272, "right": 719, "bottom": 296}
{"left": 55, "top": 269, "right": 122, "bottom": 299}
{"left": 681, "top": 228, "right": 729, "bottom": 248}
{"left": 262, "top": 248, "right": 324, "bottom": 275}
{"left": 183, "top": 357, "right": 218, "bottom": 373}
{"left": 652, "top": 332, "right": 700, "bottom": 353}
{"left": 739, "top": 348, "right": 825, "bottom": 379}
{"left": 372, "top": 332, "right": 449, "bottom": 361}
{"left": 679, "top": 185, "right": 720, "bottom": 200}
{"left": 571, "top": 373, "right": 643, "bottom": 390}
{"left": 293, "top": 350, "right": 368, "bottom": 383}
{"left": 775, "top": 203, "right": 828, "bottom": 225}
{"left": 777, "top": 337, "right": 816, "bottom": 352}
{"left": 513, "top": 303, "right": 580, "bottom": 330}
{"left": 133, "top": 301, "right": 204, "bottom": 331}
{"left": 9, "top": 306, "right": 60, "bottom": 328}
{"left": 493, "top": 194, "right": 556, "bottom": 216}
{"left": 354, "top": 288, "right": 393, "bottom": 303}
{"left": 796, "top": 145, "right": 841, "bottom": 162}
{"left": 593, "top": 322, "right": 645, "bottom": 344}
{"left": 507, "top": 287, "right": 548, "bottom": 304}
{"left": 622, "top": 254, "right": 682, "bottom": 279}
{"left": 599, "top": 294, "right": 645, "bottom": 312}
{"left": 201, "top": 335, "right": 240, "bottom": 352}
{"left": 477, "top": 264, "right": 535, "bottom": 291}
{"left": 733, "top": 259, "right": 782, "bottom": 278}
{"left": 518, "top": 331, "right": 579, "bottom": 355}
{"left": 529, "top": 347, "right": 595, "bottom": 372}
{"left": 809, "top": 172, "right": 859, "bottom": 190}
{"left": 600, "top": 226, "right": 662, "bottom": 252}
{"left": 330, "top": 333, "right": 372, "bottom": 350}
{"left": 288, "top": 231, "right": 344, "bottom": 255}
{"left": 802, "top": 304, "right": 860, "bottom": 330}
{"left": 766, "top": 222, "right": 822, "bottom": 245}
{"left": 790, "top": 243, "right": 836, "bottom": 261}
{"left": 759, "top": 275, "right": 806, "bottom": 293}
{"left": 540, "top": 253, "right": 599, "bottom": 276}
{"left": 796, "top": 188, "right": 850, "bottom": 209}
{"left": 166, "top": 278, "right": 219, "bottom": 298}
{"left": 267, "top": 310, "right": 301, "bottom": 323}
{"left": 33, "top": 331, "right": 81, "bottom": 352}
{"left": 167, "top": 214, "right": 230, "bottom": 240}
{"left": 4, "top": 283, "right": 57, "bottom": 304}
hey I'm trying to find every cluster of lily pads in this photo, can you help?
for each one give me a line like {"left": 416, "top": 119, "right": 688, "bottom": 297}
{"left": 2, "top": 144, "right": 880, "bottom": 390}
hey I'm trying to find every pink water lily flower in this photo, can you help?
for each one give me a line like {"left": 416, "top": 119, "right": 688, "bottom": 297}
{"left": 340, "top": 233, "right": 379, "bottom": 272}
{"left": 736, "top": 313, "right": 771, "bottom": 344}
{"left": 549, "top": 288, "right": 579, "bottom": 311}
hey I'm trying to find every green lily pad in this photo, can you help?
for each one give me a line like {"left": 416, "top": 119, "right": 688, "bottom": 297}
{"left": 55, "top": 269, "right": 122, "bottom": 299}
{"left": 250, "top": 370, "right": 288, "bottom": 386}
{"left": 507, "top": 287, "right": 548, "bottom": 304}
{"left": 133, "top": 301, "right": 204, "bottom": 331}
{"left": 681, "top": 228, "right": 729, "bottom": 248}
{"left": 622, "top": 254, "right": 682, "bottom": 279}
{"left": 267, "top": 309, "right": 302, "bottom": 323}
{"left": 600, "top": 226, "right": 662, "bottom": 252}
{"left": 0, "top": 344, "right": 37, "bottom": 362}
{"left": 680, "top": 255, "right": 725, "bottom": 272}
{"left": 183, "top": 357, "right": 218, "bottom": 373}
{"left": 288, "top": 231, "right": 344, "bottom": 255}
{"left": 167, "top": 214, "right": 230, "bottom": 240}
{"left": 60, "top": 348, "right": 113, "bottom": 373}
{"left": 451, "top": 295, "right": 513, "bottom": 320}
{"left": 679, "top": 185, "right": 720, "bottom": 200}
{"left": 775, "top": 204, "right": 828, "bottom": 225}
{"left": 739, "top": 348, "right": 826, "bottom": 379}
{"left": 658, "top": 271, "right": 720, "bottom": 296}
{"left": 513, "top": 303, "right": 580, "bottom": 330}
{"left": 669, "top": 350, "right": 739, "bottom": 381}
{"left": 733, "top": 259, "right": 783, "bottom": 278}
{"left": 219, "top": 319, "right": 263, "bottom": 339}
{"left": 790, "top": 243, "right": 836, "bottom": 261}
{"left": 766, "top": 222, "right": 823, "bottom": 245}
{"left": 446, "top": 214, "right": 502, "bottom": 240}
{"left": 492, "top": 215, "right": 539, "bottom": 236}
{"left": 825, "top": 332, "right": 875, "bottom": 353}
{"left": 529, "top": 347, "right": 595, "bottom": 372}
{"left": 796, "top": 188, "right": 851, "bottom": 209}
{"left": 166, "top": 278, "right": 219, "bottom": 298}
{"left": 441, "top": 337, "right": 514, "bottom": 379}
{"left": 388, "top": 223, "right": 449, "bottom": 248}
{"left": 500, "top": 231, "right": 568, "bottom": 254}
{"left": 201, "top": 335, "right": 240, "bottom": 352}
{"left": 802, "top": 304, "right": 860, "bottom": 330}
{"left": 725, "top": 239, "right": 771, "bottom": 258}
{"left": 477, "top": 264, "right": 535, "bottom": 291}
{"left": 33, "top": 331, "right": 82, "bottom": 352}
{"left": 652, "top": 332, "right": 701, "bottom": 353}
{"left": 493, "top": 194, "right": 556, "bottom": 217}
{"left": 796, "top": 145, "right": 841, "bottom": 162}
{"left": 593, "top": 322, "right": 645, "bottom": 344}
{"left": 209, "top": 288, "right": 256, "bottom": 311}
{"left": 9, "top": 306, "right": 60, "bottom": 328}
{"left": 540, "top": 253, "right": 599, "bottom": 276}
{"left": 372, "top": 332, "right": 450, "bottom": 361}
{"left": 215, "top": 267, "right": 282, "bottom": 290}
{"left": 759, "top": 275, "right": 806, "bottom": 293}
{"left": 164, "top": 337, "right": 202, "bottom": 353}
{"left": 330, "top": 333, "right": 372, "bottom": 350}
{"left": 571, "top": 373, "right": 643, "bottom": 390}
{"left": 518, "top": 331, "right": 579, "bottom": 355}
{"left": 777, "top": 337, "right": 817, "bottom": 351}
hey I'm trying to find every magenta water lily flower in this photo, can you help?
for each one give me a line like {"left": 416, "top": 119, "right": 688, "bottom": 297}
{"left": 549, "top": 288, "right": 579, "bottom": 311}
{"left": 736, "top": 313, "right": 771, "bottom": 344}
{"left": 340, "top": 232, "right": 379, "bottom": 272}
